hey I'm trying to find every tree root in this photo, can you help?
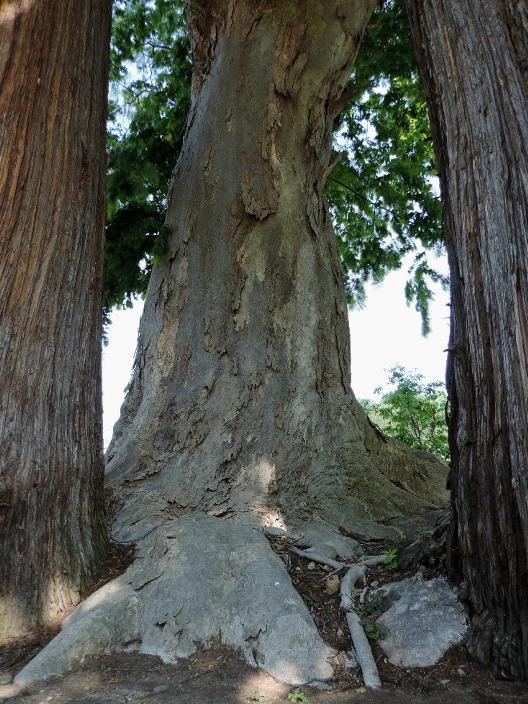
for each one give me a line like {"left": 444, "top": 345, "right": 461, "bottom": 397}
{"left": 289, "top": 548, "right": 385, "bottom": 689}
{"left": 340, "top": 565, "right": 381, "bottom": 689}
{"left": 289, "top": 547, "right": 346, "bottom": 570}
{"left": 398, "top": 504, "right": 453, "bottom": 572}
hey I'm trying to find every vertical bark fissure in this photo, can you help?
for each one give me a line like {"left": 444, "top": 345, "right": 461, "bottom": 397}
{"left": 407, "top": 0, "right": 528, "bottom": 678}
{"left": 0, "top": 0, "right": 111, "bottom": 638}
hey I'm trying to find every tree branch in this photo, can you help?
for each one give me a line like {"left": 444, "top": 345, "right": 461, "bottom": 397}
{"left": 327, "top": 176, "right": 395, "bottom": 215}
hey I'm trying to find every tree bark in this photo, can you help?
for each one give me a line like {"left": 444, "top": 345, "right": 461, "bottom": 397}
{"left": 106, "top": 0, "right": 449, "bottom": 543}
{"left": 406, "top": 0, "right": 528, "bottom": 679}
{"left": 0, "top": 0, "right": 111, "bottom": 638}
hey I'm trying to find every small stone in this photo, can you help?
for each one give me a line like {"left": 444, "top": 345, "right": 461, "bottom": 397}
{"left": 336, "top": 629, "right": 344, "bottom": 638}
{"left": 356, "top": 687, "right": 367, "bottom": 693}
{"left": 371, "top": 580, "right": 379, "bottom": 587}
{"left": 457, "top": 668, "right": 466, "bottom": 676}
{"left": 307, "top": 562, "right": 316, "bottom": 570}
{"left": 152, "top": 684, "right": 169, "bottom": 693}
{"left": 344, "top": 651, "right": 357, "bottom": 668}
{"left": 0, "top": 674, "right": 13, "bottom": 685}
{"left": 325, "top": 577, "right": 341, "bottom": 595}
{"left": 440, "top": 679, "right": 450, "bottom": 685}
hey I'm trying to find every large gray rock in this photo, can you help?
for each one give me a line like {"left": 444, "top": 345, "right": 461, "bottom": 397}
{"left": 377, "top": 574, "right": 467, "bottom": 667}
{"left": 15, "top": 514, "right": 334, "bottom": 686}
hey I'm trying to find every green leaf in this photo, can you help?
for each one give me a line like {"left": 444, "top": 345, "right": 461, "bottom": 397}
{"left": 104, "top": 1, "right": 448, "bottom": 340}
{"left": 360, "top": 365, "right": 450, "bottom": 461}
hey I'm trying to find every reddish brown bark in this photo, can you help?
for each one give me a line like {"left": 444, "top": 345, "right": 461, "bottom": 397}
{"left": 0, "top": 0, "right": 112, "bottom": 638}
{"left": 406, "top": 0, "right": 528, "bottom": 679}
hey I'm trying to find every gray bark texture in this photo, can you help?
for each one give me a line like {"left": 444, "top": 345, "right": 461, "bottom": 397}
{"left": 14, "top": 515, "right": 336, "bottom": 687}
{"left": 406, "top": 0, "right": 528, "bottom": 680}
{"left": 106, "top": 0, "right": 449, "bottom": 544}
{"left": 0, "top": 0, "right": 111, "bottom": 638}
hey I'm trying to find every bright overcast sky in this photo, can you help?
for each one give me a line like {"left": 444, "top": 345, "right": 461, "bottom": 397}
{"left": 349, "top": 252, "right": 450, "bottom": 400}
{"left": 102, "top": 253, "right": 450, "bottom": 448}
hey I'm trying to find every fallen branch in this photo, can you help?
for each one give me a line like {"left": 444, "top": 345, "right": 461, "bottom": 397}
{"left": 289, "top": 549, "right": 387, "bottom": 570}
{"left": 340, "top": 566, "right": 381, "bottom": 689}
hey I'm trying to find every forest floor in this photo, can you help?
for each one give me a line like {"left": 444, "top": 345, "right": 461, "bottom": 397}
{"left": 1, "top": 536, "right": 528, "bottom": 704}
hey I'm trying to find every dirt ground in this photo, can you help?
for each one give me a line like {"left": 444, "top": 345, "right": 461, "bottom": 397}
{"left": 1, "top": 537, "right": 528, "bottom": 704}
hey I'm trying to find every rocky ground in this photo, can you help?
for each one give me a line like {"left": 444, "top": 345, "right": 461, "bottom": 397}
{"left": 1, "top": 537, "right": 527, "bottom": 704}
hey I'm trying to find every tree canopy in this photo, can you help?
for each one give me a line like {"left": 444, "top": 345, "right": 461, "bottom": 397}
{"left": 105, "top": 0, "right": 447, "bottom": 333}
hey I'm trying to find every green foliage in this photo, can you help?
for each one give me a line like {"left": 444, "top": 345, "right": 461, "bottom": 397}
{"left": 381, "top": 548, "right": 399, "bottom": 570}
{"left": 105, "top": 1, "right": 447, "bottom": 334}
{"left": 357, "top": 592, "right": 393, "bottom": 617}
{"left": 327, "top": 1, "right": 448, "bottom": 333}
{"left": 357, "top": 592, "right": 392, "bottom": 639}
{"left": 105, "top": 0, "right": 191, "bottom": 314}
{"left": 287, "top": 689, "right": 310, "bottom": 703}
{"left": 359, "top": 618, "right": 389, "bottom": 640}
{"left": 361, "top": 365, "right": 449, "bottom": 461}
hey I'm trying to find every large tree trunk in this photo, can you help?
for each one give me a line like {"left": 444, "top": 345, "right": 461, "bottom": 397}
{"left": 0, "top": 0, "right": 111, "bottom": 638}
{"left": 106, "top": 0, "right": 449, "bottom": 543}
{"left": 406, "top": 0, "right": 528, "bottom": 679}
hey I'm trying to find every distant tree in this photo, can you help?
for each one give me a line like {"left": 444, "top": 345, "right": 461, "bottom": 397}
{"left": 360, "top": 366, "right": 449, "bottom": 461}
{"left": 0, "top": 0, "right": 112, "bottom": 638}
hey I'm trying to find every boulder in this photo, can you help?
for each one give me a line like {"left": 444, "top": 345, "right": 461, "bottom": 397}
{"left": 376, "top": 574, "right": 467, "bottom": 667}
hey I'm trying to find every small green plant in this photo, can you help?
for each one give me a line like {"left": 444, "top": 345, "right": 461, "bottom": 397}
{"left": 357, "top": 592, "right": 392, "bottom": 640}
{"left": 381, "top": 547, "right": 399, "bottom": 570}
{"left": 357, "top": 592, "right": 392, "bottom": 617}
{"left": 288, "top": 688, "right": 309, "bottom": 703}
{"left": 359, "top": 617, "right": 389, "bottom": 640}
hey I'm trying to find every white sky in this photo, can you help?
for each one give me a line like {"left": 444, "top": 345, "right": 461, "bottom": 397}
{"left": 102, "top": 254, "right": 450, "bottom": 448}
{"left": 350, "top": 254, "right": 450, "bottom": 399}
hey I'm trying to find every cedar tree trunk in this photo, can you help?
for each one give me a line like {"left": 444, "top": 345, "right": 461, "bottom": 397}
{"left": 106, "top": 0, "right": 449, "bottom": 543}
{"left": 0, "top": 0, "right": 111, "bottom": 638}
{"left": 406, "top": 0, "right": 528, "bottom": 679}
